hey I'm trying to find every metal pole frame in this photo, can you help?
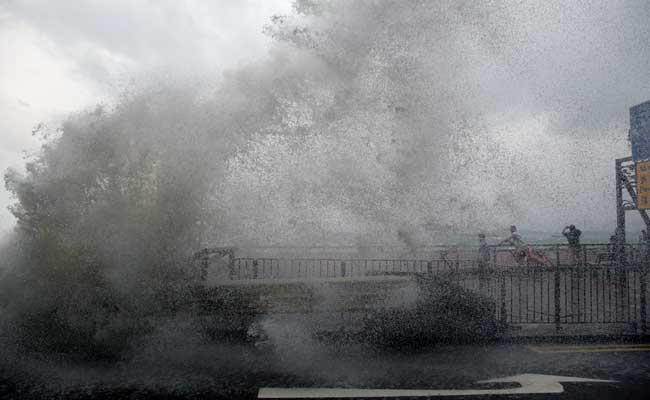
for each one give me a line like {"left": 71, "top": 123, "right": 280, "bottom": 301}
{"left": 616, "top": 156, "right": 650, "bottom": 248}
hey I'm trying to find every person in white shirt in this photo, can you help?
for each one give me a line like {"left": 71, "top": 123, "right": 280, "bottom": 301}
{"left": 499, "top": 225, "right": 527, "bottom": 264}
{"left": 499, "top": 225, "right": 553, "bottom": 267}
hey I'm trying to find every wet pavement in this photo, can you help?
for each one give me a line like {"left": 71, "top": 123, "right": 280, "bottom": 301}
{"left": 2, "top": 339, "right": 649, "bottom": 399}
{"left": 255, "top": 341, "right": 649, "bottom": 400}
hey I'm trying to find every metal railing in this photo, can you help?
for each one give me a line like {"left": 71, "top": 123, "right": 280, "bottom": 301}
{"left": 458, "top": 264, "right": 647, "bottom": 330}
{"left": 229, "top": 257, "right": 478, "bottom": 280}
{"left": 492, "top": 243, "right": 646, "bottom": 267}
{"left": 196, "top": 243, "right": 649, "bottom": 333}
{"left": 224, "top": 243, "right": 648, "bottom": 279}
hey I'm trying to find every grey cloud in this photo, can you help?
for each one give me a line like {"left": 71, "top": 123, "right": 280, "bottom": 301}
{"left": 2, "top": 0, "right": 650, "bottom": 237}
{"left": 467, "top": 0, "right": 650, "bottom": 136}
{"left": 1, "top": 0, "right": 288, "bottom": 84}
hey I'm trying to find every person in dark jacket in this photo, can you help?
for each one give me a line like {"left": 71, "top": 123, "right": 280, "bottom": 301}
{"left": 562, "top": 225, "right": 582, "bottom": 264}
{"left": 477, "top": 234, "right": 491, "bottom": 291}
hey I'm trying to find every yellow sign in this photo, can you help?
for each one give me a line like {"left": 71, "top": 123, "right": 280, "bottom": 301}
{"left": 636, "top": 160, "right": 650, "bottom": 209}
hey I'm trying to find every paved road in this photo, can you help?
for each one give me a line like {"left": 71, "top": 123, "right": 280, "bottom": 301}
{"left": 2, "top": 340, "right": 650, "bottom": 399}
{"left": 250, "top": 340, "right": 650, "bottom": 400}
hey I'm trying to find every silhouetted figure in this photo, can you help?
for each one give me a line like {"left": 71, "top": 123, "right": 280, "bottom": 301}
{"left": 478, "top": 234, "right": 491, "bottom": 268}
{"left": 477, "top": 233, "right": 490, "bottom": 292}
{"left": 499, "top": 225, "right": 553, "bottom": 267}
{"left": 608, "top": 234, "right": 617, "bottom": 253}
{"left": 562, "top": 225, "right": 582, "bottom": 264}
{"left": 499, "top": 225, "right": 527, "bottom": 265}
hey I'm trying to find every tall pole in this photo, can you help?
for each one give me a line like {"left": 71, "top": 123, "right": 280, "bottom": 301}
{"left": 616, "top": 158, "right": 626, "bottom": 265}
{"left": 616, "top": 158, "right": 630, "bottom": 316}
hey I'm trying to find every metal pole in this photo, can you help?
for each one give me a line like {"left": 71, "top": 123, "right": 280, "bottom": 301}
{"left": 641, "top": 249, "right": 648, "bottom": 336}
{"left": 616, "top": 158, "right": 627, "bottom": 265}
{"left": 555, "top": 245, "right": 561, "bottom": 332}
{"left": 641, "top": 267, "right": 647, "bottom": 336}
{"left": 500, "top": 271, "right": 507, "bottom": 324}
{"left": 616, "top": 158, "right": 636, "bottom": 317}
{"left": 228, "top": 250, "right": 235, "bottom": 280}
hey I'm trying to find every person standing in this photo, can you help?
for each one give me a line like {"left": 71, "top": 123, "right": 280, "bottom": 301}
{"left": 562, "top": 225, "right": 582, "bottom": 265}
{"left": 477, "top": 233, "right": 491, "bottom": 292}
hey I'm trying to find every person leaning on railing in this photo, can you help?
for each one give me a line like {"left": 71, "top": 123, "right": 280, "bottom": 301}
{"left": 498, "top": 225, "right": 554, "bottom": 267}
{"left": 498, "top": 225, "right": 527, "bottom": 265}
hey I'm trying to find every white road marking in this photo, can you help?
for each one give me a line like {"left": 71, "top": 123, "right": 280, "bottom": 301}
{"left": 258, "top": 373, "right": 616, "bottom": 398}
{"left": 528, "top": 343, "right": 650, "bottom": 353}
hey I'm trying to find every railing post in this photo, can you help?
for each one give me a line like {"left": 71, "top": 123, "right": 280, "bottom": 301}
{"left": 555, "top": 245, "right": 561, "bottom": 332}
{"left": 200, "top": 254, "right": 209, "bottom": 282}
{"left": 500, "top": 271, "right": 507, "bottom": 324}
{"left": 620, "top": 245, "right": 629, "bottom": 313}
{"left": 641, "top": 254, "right": 648, "bottom": 336}
{"left": 228, "top": 251, "right": 235, "bottom": 280}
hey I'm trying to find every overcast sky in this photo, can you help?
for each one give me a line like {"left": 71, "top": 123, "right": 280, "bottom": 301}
{"left": 0, "top": 0, "right": 293, "bottom": 235}
{"left": 1, "top": 1, "right": 650, "bottom": 239}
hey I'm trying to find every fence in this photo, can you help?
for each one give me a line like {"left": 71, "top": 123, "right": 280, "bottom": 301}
{"left": 459, "top": 264, "right": 647, "bottom": 332}
{"left": 226, "top": 243, "right": 648, "bottom": 279}
{"left": 229, "top": 257, "right": 475, "bottom": 280}
{"left": 199, "top": 243, "right": 649, "bottom": 333}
